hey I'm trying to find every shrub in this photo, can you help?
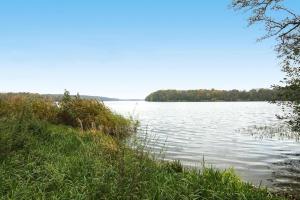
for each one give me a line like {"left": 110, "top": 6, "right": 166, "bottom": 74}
{"left": 57, "top": 91, "right": 135, "bottom": 137}
{"left": 0, "top": 93, "right": 58, "bottom": 122}
{"left": 0, "top": 91, "right": 136, "bottom": 138}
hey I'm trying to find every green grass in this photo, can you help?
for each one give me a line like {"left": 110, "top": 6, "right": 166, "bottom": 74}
{"left": 0, "top": 118, "right": 284, "bottom": 200}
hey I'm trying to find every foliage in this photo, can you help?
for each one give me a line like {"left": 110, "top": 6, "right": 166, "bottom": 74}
{"left": 145, "top": 88, "right": 279, "bottom": 102}
{"left": 231, "top": 0, "right": 300, "bottom": 131}
{"left": 0, "top": 91, "right": 135, "bottom": 137}
{"left": 57, "top": 90, "right": 135, "bottom": 137}
{"left": 42, "top": 93, "right": 119, "bottom": 102}
{"left": 0, "top": 93, "right": 58, "bottom": 122}
{"left": 0, "top": 118, "right": 284, "bottom": 199}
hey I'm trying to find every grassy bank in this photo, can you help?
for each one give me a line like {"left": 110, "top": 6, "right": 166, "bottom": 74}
{"left": 0, "top": 93, "right": 283, "bottom": 199}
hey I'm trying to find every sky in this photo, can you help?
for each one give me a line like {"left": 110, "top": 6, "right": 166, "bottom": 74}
{"left": 0, "top": 0, "right": 299, "bottom": 99}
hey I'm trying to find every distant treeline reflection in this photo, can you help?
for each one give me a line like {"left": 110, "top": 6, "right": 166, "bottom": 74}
{"left": 145, "top": 89, "right": 282, "bottom": 102}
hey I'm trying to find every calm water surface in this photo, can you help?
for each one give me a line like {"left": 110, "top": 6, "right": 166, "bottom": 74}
{"left": 105, "top": 101, "right": 300, "bottom": 194}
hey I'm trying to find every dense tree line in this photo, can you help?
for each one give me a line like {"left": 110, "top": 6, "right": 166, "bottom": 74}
{"left": 145, "top": 89, "right": 280, "bottom": 102}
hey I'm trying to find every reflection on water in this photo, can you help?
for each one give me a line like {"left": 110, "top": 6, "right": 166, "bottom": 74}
{"left": 105, "top": 101, "right": 300, "bottom": 196}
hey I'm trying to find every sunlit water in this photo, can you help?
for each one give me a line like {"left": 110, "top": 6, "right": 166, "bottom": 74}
{"left": 105, "top": 101, "right": 300, "bottom": 194}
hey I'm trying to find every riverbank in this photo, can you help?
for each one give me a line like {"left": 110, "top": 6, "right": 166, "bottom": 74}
{"left": 0, "top": 93, "right": 284, "bottom": 199}
{"left": 0, "top": 120, "right": 284, "bottom": 199}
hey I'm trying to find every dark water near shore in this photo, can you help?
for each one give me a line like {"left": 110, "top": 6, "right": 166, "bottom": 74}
{"left": 106, "top": 101, "right": 300, "bottom": 195}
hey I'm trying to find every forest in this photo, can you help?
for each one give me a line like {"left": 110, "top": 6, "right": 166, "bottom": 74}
{"left": 145, "top": 89, "right": 280, "bottom": 102}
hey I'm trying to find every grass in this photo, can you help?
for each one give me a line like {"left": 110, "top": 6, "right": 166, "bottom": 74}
{"left": 0, "top": 119, "right": 284, "bottom": 199}
{"left": 0, "top": 92, "right": 285, "bottom": 199}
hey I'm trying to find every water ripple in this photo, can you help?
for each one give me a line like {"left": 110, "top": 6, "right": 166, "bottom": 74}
{"left": 106, "top": 101, "right": 300, "bottom": 196}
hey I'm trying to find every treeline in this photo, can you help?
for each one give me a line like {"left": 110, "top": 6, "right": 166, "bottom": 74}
{"left": 42, "top": 94, "right": 119, "bottom": 101}
{"left": 145, "top": 89, "right": 281, "bottom": 102}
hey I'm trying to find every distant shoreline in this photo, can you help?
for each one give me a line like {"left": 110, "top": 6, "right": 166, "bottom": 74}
{"left": 144, "top": 100, "right": 274, "bottom": 102}
{"left": 0, "top": 92, "right": 144, "bottom": 102}
{"left": 145, "top": 89, "right": 281, "bottom": 102}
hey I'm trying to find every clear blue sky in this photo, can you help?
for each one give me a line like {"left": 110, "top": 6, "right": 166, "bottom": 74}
{"left": 0, "top": 0, "right": 299, "bottom": 99}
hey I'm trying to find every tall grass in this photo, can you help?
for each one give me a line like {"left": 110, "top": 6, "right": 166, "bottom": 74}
{"left": 0, "top": 91, "right": 136, "bottom": 138}
{"left": 0, "top": 92, "right": 285, "bottom": 199}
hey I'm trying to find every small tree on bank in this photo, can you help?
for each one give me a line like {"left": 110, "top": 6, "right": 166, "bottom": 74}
{"left": 232, "top": 0, "right": 300, "bottom": 131}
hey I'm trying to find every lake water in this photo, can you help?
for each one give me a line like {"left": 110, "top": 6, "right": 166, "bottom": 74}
{"left": 105, "top": 101, "right": 300, "bottom": 194}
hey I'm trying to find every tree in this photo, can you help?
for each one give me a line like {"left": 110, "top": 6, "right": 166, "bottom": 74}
{"left": 145, "top": 89, "right": 278, "bottom": 102}
{"left": 232, "top": 0, "right": 300, "bottom": 131}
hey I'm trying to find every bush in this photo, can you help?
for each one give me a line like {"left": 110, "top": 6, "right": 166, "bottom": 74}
{"left": 0, "top": 91, "right": 136, "bottom": 138}
{"left": 57, "top": 91, "right": 136, "bottom": 137}
{"left": 0, "top": 93, "right": 58, "bottom": 123}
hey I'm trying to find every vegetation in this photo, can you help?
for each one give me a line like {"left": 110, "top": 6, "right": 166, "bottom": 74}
{"left": 232, "top": 0, "right": 300, "bottom": 131}
{"left": 0, "top": 92, "right": 284, "bottom": 199}
{"left": 145, "top": 88, "right": 279, "bottom": 102}
{"left": 0, "top": 92, "right": 119, "bottom": 102}
{"left": 0, "top": 91, "right": 135, "bottom": 138}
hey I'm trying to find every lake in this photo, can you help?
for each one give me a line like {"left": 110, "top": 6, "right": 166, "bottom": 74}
{"left": 105, "top": 101, "right": 300, "bottom": 194}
